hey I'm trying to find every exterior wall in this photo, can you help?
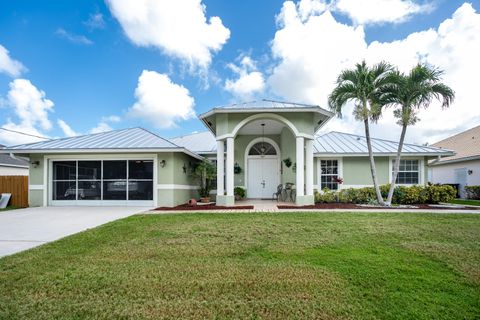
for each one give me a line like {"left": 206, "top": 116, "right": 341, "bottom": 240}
{"left": 28, "top": 154, "right": 44, "bottom": 207}
{"left": 430, "top": 159, "right": 480, "bottom": 198}
{"left": 215, "top": 112, "right": 317, "bottom": 137}
{"left": 26, "top": 152, "right": 199, "bottom": 208}
{"left": 342, "top": 157, "right": 390, "bottom": 186}
{"left": 316, "top": 156, "right": 428, "bottom": 190}
{"left": 157, "top": 152, "right": 199, "bottom": 207}
{"left": 280, "top": 128, "right": 296, "bottom": 184}
{"left": 0, "top": 166, "right": 28, "bottom": 176}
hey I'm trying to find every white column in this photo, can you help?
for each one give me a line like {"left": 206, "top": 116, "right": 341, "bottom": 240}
{"left": 226, "top": 137, "right": 234, "bottom": 196}
{"left": 296, "top": 136, "right": 305, "bottom": 197}
{"left": 305, "top": 139, "right": 314, "bottom": 196}
{"left": 216, "top": 140, "right": 224, "bottom": 196}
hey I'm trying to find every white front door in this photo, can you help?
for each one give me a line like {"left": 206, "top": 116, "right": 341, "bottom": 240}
{"left": 247, "top": 157, "right": 279, "bottom": 199}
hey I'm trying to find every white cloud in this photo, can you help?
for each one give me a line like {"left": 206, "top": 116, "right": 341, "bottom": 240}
{"left": 128, "top": 70, "right": 195, "bottom": 128}
{"left": 268, "top": 1, "right": 480, "bottom": 144}
{"left": 84, "top": 12, "right": 105, "bottom": 30}
{"left": 55, "top": 28, "right": 93, "bottom": 45}
{"left": 106, "top": 0, "right": 230, "bottom": 70}
{"left": 90, "top": 121, "right": 113, "bottom": 134}
{"left": 0, "top": 45, "right": 26, "bottom": 77}
{"left": 57, "top": 119, "right": 77, "bottom": 137}
{"left": 0, "top": 79, "right": 54, "bottom": 145}
{"left": 334, "top": 0, "right": 432, "bottom": 25}
{"left": 225, "top": 56, "right": 266, "bottom": 99}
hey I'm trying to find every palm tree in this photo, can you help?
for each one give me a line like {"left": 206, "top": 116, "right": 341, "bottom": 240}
{"left": 384, "top": 64, "right": 455, "bottom": 205}
{"left": 328, "top": 61, "right": 395, "bottom": 205}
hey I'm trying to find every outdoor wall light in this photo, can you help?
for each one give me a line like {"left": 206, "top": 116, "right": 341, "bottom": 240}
{"left": 31, "top": 160, "right": 40, "bottom": 168}
{"left": 182, "top": 163, "right": 187, "bottom": 174}
{"left": 468, "top": 169, "right": 473, "bottom": 175}
{"left": 160, "top": 160, "right": 166, "bottom": 168}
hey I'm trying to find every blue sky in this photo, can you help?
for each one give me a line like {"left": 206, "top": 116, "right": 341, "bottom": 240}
{"left": 0, "top": 0, "right": 478, "bottom": 146}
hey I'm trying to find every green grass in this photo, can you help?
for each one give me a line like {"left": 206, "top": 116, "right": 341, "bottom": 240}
{"left": 0, "top": 206, "right": 19, "bottom": 212}
{"left": 1, "top": 212, "right": 479, "bottom": 319}
{"left": 449, "top": 198, "right": 480, "bottom": 206}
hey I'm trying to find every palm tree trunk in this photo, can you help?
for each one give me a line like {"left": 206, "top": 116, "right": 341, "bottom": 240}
{"left": 386, "top": 124, "right": 407, "bottom": 205}
{"left": 364, "top": 118, "right": 385, "bottom": 205}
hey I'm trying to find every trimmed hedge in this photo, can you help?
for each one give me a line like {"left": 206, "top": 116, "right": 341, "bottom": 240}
{"left": 465, "top": 186, "right": 480, "bottom": 200}
{"left": 315, "top": 184, "right": 456, "bottom": 205}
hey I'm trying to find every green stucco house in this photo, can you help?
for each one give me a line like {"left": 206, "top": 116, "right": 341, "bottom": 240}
{"left": 1, "top": 100, "right": 453, "bottom": 207}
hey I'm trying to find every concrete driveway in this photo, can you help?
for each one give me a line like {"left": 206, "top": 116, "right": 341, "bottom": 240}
{"left": 0, "top": 206, "right": 150, "bottom": 258}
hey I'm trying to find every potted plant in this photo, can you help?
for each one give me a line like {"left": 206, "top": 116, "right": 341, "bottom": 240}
{"left": 283, "top": 157, "right": 292, "bottom": 168}
{"left": 191, "top": 159, "right": 217, "bottom": 203}
{"left": 234, "top": 187, "right": 246, "bottom": 201}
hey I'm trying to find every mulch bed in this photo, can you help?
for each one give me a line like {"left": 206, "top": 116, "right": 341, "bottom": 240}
{"left": 277, "top": 203, "right": 480, "bottom": 210}
{"left": 154, "top": 204, "right": 254, "bottom": 211}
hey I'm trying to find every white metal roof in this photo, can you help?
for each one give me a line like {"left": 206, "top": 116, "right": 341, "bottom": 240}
{"left": 170, "top": 130, "right": 453, "bottom": 156}
{"left": 199, "top": 99, "right": 334, "bottom": 118}
{"left": 314, "top": 132, "right": 454, "bottom": 156}
{"left": 170, "top": 131, "right": 217, "bottom": 154}
{"left": 2, "top": 127, "right": 203, "bottom": 159}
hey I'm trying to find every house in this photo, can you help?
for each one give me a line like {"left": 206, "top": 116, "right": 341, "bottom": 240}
{"left": 429, "top": 125, "right": 480, "bottom": 198}
{"left": 0, "top": 100, "right": 453, "bottom": 207}
{"left": 0, "top": 144, "right": 29, "bottom": 176}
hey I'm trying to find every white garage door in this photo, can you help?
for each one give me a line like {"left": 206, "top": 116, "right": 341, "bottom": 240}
{"left": 50, "top": 159, "right": 154, "bottom": 206}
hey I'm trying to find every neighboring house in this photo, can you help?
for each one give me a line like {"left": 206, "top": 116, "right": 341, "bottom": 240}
{"left": 429, "top": 125, "right": 480, "bottom": 198}
{"left": 0, "top": 99, "right": 453, "bottom": 207}
{"left": 0, "top": 144, "right": 29, "bottom": 176}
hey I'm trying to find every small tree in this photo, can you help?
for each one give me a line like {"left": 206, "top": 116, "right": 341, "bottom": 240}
{"left": 191, "top": 159, "right": 217, "bottom": 198}
{"left": 328, "top": 60, "right": 395, "bottom": 205}
{"left": 384, "top": 64, "right": 455, "bottom": 205}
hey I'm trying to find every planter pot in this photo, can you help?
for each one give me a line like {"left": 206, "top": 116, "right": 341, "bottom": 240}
{"left": 235, "top": 195, "right": 241, "bottom": 201}
{"left": 200, "top": 197, "right": 210, "bottom": 203}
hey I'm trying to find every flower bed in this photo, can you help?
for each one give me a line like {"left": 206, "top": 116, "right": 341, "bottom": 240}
{"left": 154, "top": 204, "right": 254, "bottom": 211}
{"left": 277, "top": 203, "right": 479, "bottom": 210}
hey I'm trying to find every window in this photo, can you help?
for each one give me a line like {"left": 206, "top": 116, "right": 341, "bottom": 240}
{"left": 128, "top": 160, "right": 153, "bottom": 200}
{"left": 321, "top": 160, "right": 339, "bottom": 190}
{"left": 52, "top": 161, "right": 76, "bottom": 200}
{"left": 77, "top": 161, "right": 101, "bottom": 200}
{"left": 103, "top": 161, "right": 127, "bottom": 200}
{"left": 52, "top": 159, "right": 154, "bottom": 202}
{"left": 248, "top": 142, "right": 276, "bottom": 155}
{"left": 394, "top": 159, "right": 419, "bottom": 184}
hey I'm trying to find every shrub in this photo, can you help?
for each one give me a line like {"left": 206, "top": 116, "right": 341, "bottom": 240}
{"left": 425, "top": 184, "right": 456, "bottom": 204}
{"left": 314, "top": 184, "right": 455, "bottom": 205}
{"left": 465, "top": 186, "right": 480, "bottom": 200}
{"left": 234, "top": 187, "right": 246, "bottom": 199}
{"left": 315, "top": 188, "right": 337, "bottom": 203}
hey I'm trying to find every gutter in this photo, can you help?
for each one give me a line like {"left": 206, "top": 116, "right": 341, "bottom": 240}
{"left": 429, "top": 155, "right": 480, "bottom": 166}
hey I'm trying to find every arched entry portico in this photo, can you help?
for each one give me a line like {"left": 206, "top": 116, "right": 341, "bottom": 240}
{"left": 198, "top": 100, "right": 333, "bottom": 206}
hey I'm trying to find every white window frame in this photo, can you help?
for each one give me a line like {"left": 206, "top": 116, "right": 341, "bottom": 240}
{"left": 316, "top": 157, "right": 343, "bottom": 191}
{"left": 47, "top": 154, "right": 157, "bottom": 207}
{"left": 389, "top": 157, "right": 424, "bottom": 186}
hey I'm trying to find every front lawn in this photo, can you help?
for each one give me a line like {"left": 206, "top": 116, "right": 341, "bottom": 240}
{"left": 0, "top": 206, "right": 19, "bottom": 212}
{"left": 1, "top": 212, "right": 479, "bottom": 319}
{"left": 449, "top": 198, "right": 480, "bottom": 206}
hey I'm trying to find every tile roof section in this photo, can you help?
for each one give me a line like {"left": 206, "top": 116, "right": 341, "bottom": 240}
{"left": 432, "top": 125, "right": 480, "bottom": 163}
{"left": 0, "top": 154, "right": 29, "bottom": 167}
